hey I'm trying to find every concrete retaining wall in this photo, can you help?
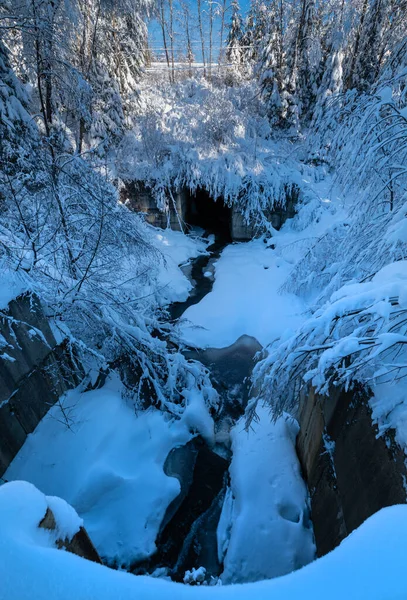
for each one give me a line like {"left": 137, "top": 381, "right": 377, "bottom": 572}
{"left": 121, "top": 182, "right": 188, "bottom": 231}
{"left": 297, "top": 385, "right": 407, "bottom": 557}
{"left": 0, "top": 294, "right": 84, "bottom": 477}
{"left": 121, "top": 182, "right": 299, "bottom": 241}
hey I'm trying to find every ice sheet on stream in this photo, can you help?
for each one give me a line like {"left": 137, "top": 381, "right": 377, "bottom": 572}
{"left": 2, "top": 479, "right": 407, "bottom": 600}
{"left": 178, "top": 238, "right": 307, "bottom": 349}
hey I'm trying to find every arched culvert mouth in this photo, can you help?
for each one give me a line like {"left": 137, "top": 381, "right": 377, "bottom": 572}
{"left": 186, "top": 188, "right": 232, "bottom": 242}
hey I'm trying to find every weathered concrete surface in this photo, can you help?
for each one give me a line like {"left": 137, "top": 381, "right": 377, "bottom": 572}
{"left": 230, "top": 209, "right": 258, "bottom": 242}
{"left": 231, "top": 185, "right": 299, "bottom": 240}
{"left": 121, "top": 181, "right": 187, "bottom": 231}
{"left": 0, "top": 294, "right": 84, "bottom": 477}
{"left": 122, "top": 182, "right": 299, "bottom": 241}
{"left": 0, "top": 294, "right": 56, "bottom": 399}
{"left": 297, "top": 385, "right": 407, "bottom": 557}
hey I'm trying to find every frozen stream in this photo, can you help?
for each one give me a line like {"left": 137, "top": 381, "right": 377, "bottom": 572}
{"left": 163, "top": 233, "right": 316, "bottom": 583}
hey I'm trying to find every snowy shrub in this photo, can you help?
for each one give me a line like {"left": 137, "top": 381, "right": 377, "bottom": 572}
{"left": 254, "top": 74, "right": 407, "bottom": 416}
{"left": 118, "top": 77, "right": 308, "bottom": 227}
{"left": 254, "top": 262, "right": 407, "bottom": 415}
{"left": 0, "top": 39, "right": 217, "bottom": 417}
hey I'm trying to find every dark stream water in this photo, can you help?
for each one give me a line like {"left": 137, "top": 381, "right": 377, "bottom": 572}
{"left": 135, "top": 235, "right": 263, "bottom": 581}
{"left": 168, "top": 235, "right": 227, "bottom": 322}
{"left": 168, "top": 231, "right": 263, "bottom": 445}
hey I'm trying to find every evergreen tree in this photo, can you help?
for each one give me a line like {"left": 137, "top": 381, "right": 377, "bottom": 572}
{"left": 292, "top": 0, "right": 319, "bottom": 121}
{"left": 350, "top": 0, "right": 397, "bottom": 91}
{"left": 226, "top": 0, "right": 245, "bottom": 78}
{"left": 90, "top": 60, "right": 125, "bottom": 154}
{"left": 0, "top": 40, "right": 37, "bottom": 183}
{"left": 259, "top": 8, "right": 286, "bottom": 127}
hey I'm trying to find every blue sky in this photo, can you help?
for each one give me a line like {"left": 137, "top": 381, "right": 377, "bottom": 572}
{"left": 148, "top": 0, "right": 251, "bottom": 61}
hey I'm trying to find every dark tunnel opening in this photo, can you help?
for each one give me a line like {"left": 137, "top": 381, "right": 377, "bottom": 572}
{"left": 186, "top": 188, "right": 232, "bottom": 242}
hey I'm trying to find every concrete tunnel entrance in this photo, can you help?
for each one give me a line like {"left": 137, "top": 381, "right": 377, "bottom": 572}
{"left": 186, "top": 188, "right": 232, "bottom": 241}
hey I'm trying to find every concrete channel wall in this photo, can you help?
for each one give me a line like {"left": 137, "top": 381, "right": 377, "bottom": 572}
{"left": 296, "top": 384, "right": 407, "bottom": 557}
{"left": 0, "top": 293, "right": 83, "bottom": 477}
{"left": 120, "top": 182, "right": 299, "bottom": 241}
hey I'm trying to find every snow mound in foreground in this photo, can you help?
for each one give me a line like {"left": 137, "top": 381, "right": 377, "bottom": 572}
{"left": 2, "top": 480, "right": 407, "bottom": 599}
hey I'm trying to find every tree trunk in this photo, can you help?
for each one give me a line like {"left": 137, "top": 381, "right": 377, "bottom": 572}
{"left": 197, "top": 0, "right": 206, "bottom": 78}
{"left": 168, "top": 0, "right": 175, "bottom": 83}
{"left": 208, "top": 0, "right": 214, "bottom": 80}
{"left": 218, "top": 0, "right": 227, "bottom": 66}
{"left": 159, "top": 0, "right": 171, "bottom": 82}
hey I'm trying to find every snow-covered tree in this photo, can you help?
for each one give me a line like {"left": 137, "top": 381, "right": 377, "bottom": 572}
{"left": 241, "top": 0, "right": 270, "bottom": 66}
{"left": 226, "top": 0, "right": 245, "bottom": 81}
{"left": 0, "top": 40, "right": 34, "bottom": 160}
{"left": 89, "top": 61, "right": 125, "bottom": 153}
{"left": 259, "top": 1, "right": 288, "bottom": 127}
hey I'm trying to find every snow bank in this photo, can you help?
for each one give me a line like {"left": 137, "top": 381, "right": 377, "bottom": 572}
{"left": 2, "top": 480, "right": 407, "bottom": 599}
{"left": 218, "top": 407, "right": 315, "bottom": 583}
{"left": 153, "top": 228, "right": 209, "bottom": 305}
{"left": 179, "top": 238, "right": 306, "bottom": 349}
{"left": 5, "top": 376, "right": 213, "bottom": 567}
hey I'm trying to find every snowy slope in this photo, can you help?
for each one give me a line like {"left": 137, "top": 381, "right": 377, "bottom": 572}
{"left": 4, "top": 376, "right": 214, "bottom": 567}
{"left": 1, "top": 480, "right": 407, "bottom": 600}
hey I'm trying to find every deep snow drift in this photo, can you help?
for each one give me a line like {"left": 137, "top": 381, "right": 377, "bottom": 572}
{"left": 218, "top": 407, "right": 315, "bottom": 583}
{"left": 4, "top": 375, "right": 212, "bottom": 567}
{"left": 2, "top": 480, "right": 407, "bottom": 600}
{"left": 4, "top": 377, "right": 313, "bottom": 582}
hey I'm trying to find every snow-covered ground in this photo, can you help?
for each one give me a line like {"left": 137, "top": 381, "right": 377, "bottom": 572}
{"left": 2, "top": 480, "right": 407, "bottom": 600}
{"left": 153, "top": 228, "right": 209, "bottom": 305}
{"left": 179, "top": 170, "right": 345, "bottom": 350}
{"left": 178, "top": 238, "right": 306, "bottom": 348}
{"left": 218, "top": 407, "right": 315, "bottom": 583}
{"left": 8, "top": 163, "right": 401, "bottom": 597}
{"left": 0, "top": 264, "right": 29, "bottom": 308}
{"left": 4, "top": 375, "right": 213, "bottom": 568}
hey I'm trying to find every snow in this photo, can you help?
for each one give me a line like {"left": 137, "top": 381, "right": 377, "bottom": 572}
{"left": 2, "top": 480, "right": 407, "bottom": 599}
{"left": 183, "top": 566, "right": 207, "bottom": 585}
{"left": 179, "top": 238, "right": 306, "bottom": 349}
{"left": 253, "top": 251, "right": 407, "bottom": 412}
{"left": 217, "top": 406, "right": 315, "bottom": 583}
{"left": 46, "top": 495, "right": 83, "bottom": 540}
{"left": 4, "top": 375, "right": 214, "bottom": 568}
{"left": 181, "top": 387, "right": 215, "bottom": 447}
{"left": 0, "top": 263, "right": 28, "bottom": 308}
{"left": 153, "top": 227, "right": 209, "bottom": 304}
{"left": 371, "top": 381, "right": 407, "bottom": 450}
{"left": 117, "top": 79, "right": 308, "bottom": 223}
